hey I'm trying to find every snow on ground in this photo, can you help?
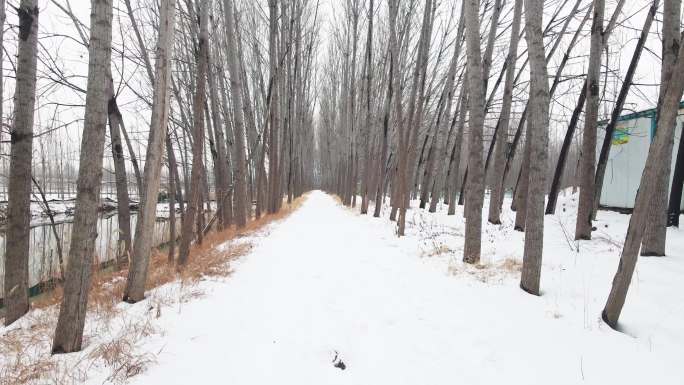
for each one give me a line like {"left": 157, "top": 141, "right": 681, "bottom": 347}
{"left": 3, "top": 190, "right": 683, "bottom": 384}
{"left": 102, "top": 191, "right": 684, "bottom": 383}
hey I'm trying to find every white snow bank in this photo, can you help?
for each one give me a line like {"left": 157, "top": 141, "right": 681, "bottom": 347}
{"left": 2, "top": 190, "right": 682, "bottom": 384}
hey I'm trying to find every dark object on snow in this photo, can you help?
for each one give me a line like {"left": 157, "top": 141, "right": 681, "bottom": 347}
{"left": 332, "top": 351, "right": 346, "bottom": 370}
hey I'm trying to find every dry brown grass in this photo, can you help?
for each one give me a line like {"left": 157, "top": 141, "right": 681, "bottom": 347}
{"left": 448, "top": 257, "right": 522, "bottom": 284}
{"left": 0, "top": 194, "right": 308, "bottom": 385}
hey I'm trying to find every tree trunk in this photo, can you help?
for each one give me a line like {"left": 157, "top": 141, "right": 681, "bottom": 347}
{"left": 106, "top": 72, "right": 132, "bottom": 269}
{"left": 463, "top": 0, "right": 485, "bottom": 264}
{"left": 575, "top": 0, "right": 605, "bottom": 240}
{"left": 166, "top": 134, "right": 177, "bottom": 263}
{"left": 397, "top": 0, "right": 433, "bottom": 236}
{"left": 593, "top": 0, "right": 659, "bottom": 220}
{"left": 427, "top": 12, "right": 465, "bottom": 213}
{"left": 546, "top": 0, "right": 625, "bottom": 214}
{"left": 374, "top": 19, "right": 394, "bottom": 218}
{"left": 488, "top": 0, "right": 522, "bottom": 224}
{"left": 447, "top": 89, "right": 467, "bottom": 216}
{"left": 123, "top": 0, "right": 176, "bottom": 302}
{"left": 603, "top": 28, "right": 684, "bottom": 329}
{"left": 641, "top": 0, "right": 681, "bottom": 256}
{"left": 668, "top": 123, "right": 684, "bottom": 227}
{"left": 223, "top": 0, "right": 248, "bottom": 228}
{"left": 520, "top": 0, "right": 550, "bottom": 296}
{"left": 52, "top": 0, "right": 113, "bottom": 353}
{"left": 267, "top": 0, "right": 280, "bottom": 214}
{"left": 177, "top": 0, "right": 209, "bottom": 266}
{"left": 207, "top": 46, "right": 231, "bottom": 230}
{"left": 4, "top": 0, "right": 37, "bottom": 326}
{"left": 360, "top": 0, "right": 374, "bottom": 215}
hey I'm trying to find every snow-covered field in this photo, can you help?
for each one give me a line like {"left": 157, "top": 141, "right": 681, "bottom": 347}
{"left": 2, "top": 190, "right": 683, "bottom": 384}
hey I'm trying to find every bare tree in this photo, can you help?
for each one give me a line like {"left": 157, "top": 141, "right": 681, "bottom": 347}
{"left": 222, "top": 0, "right": 248, "bottom": 228}
{"left": 593, "top": 0, "right": 659, "bottom": 220}
{"left": 123, "top": 0, "right": 177, "bottom": 302}
{"left": 520, "top": 0, "right": 550, "bottom": 295}
{"left": 177, "top": 0, "right": 209, "bottom": 266}
{"left": 52, "top": 0, "right": 113, "bottom": 353}
{"left": 267, "top": 0, "right": 280, "bottom": 214}
{"left": 575, "top": 0, "right": 605, "bottom": 240}
{"left": 488, "top": 0, "right": 522, "bottom": 224}
{"left": 360, "top": 0, "right": 374, "bottom": 215}
{"left": 4, "top": 0, "right": 38, "bottom": 326}
{"left": 397, "top": 0, "right": 433, "bottom": 236}
{"left": 106, "top": 70, "right": 132, "bottom": 269}
{"left": 463, "top": 0, "right": 485, "bottom": 264}
{"left": 641, "top": 0, "right": 681, "bottom": 256}
{"left": 603, "top": 23, "right": 684, "bottom": 329}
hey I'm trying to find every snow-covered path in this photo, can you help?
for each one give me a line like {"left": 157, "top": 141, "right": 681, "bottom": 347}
{"left": 124, "top": 191, "right": 683, "bottom": 385}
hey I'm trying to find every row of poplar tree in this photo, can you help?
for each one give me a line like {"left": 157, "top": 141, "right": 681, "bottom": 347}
{"left": 318, "top": 0, "right": 684, "bottom": 330}
{"left": 2, "top": 0, "right": 319, "bottom": 355}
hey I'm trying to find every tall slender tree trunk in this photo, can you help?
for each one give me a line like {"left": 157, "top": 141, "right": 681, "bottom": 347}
{"left": 427, "top": 12, "right": 465, "bottom": 213}
{"left": 166, "top": 134, "right": 177, "bottom": 263}
{"left": 575, "top": 0, "right": 605, "bottom": 240}
{"left": 374, "top": 36, "right": 394, "bottom": 218}
{"left": 546, "top": 0, "right": 625, "bottom": 214}
{"left": 4, "top": 0, "right": 38, "bottom": 326}
{"left": 52, "top": 0, "right": 113, "bottom": 353}
{"left": 514, "top": 137, "right": 531, "bottom": 230}
{"left": 360, "top": 0, "right": 374, "bottom": 215}
{"left": 641, "top": 0, "right": 681, "bottom": 256}
{"left": 207, "top": 47, "right": 230, "bottom": 230}
{"left": 593, "top": 0, "right": 659, "bottom": 220}
{"left": 447, "top": 90, "right": 467, "bottom": 216}
{"left": 463, "top": 0, "right": 485, "bottom": 264}
{"left": 603, "top": 29, "right": 684, "bottom": 329}
{"left": 668, "top": 124, "right": 684, "bottom": 226}
{"left": 267, "top": 0, "right": 280, "bottom": 214}
{"left": 106, "top": 71, "right": 132, "bottom": 269}
{"left": 178, "top": 0, "right": 209, "bottom": 265}
{"left": 520, "top": 0, "right": 550, "bottom": 295}
{"left": 387, "top": 0, "right": 403, "bottom": 223}
{"left": 488, "top": 0, "right": 522, "bottom": 224}
{"left": 397, "top": 0, "right": 433, "bottom": 236}
{"left": 223, "top": 0, "right": 248, "bottom": 228}
{"left": 123, "top": 0, "right": 176, "bottom": 302}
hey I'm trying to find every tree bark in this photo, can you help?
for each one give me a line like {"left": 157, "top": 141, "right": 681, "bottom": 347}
{"left": 4, "top": 0, "right": 37, "bottom": 326}
{"left": 177, "top": 0, "right": 209, "bottom": 266}
{"left": 206, "top": 46, "right": 231, "bottom": 230}
{"left": 546, "top": 0, "right": 625, "bottom": 214}
{"left": 52, "top": 0, "right": 113, "bottom": 353}
{"left": 520, "top": 0, "right": 550, "bottom": 295}
{"left": 463, "top": 0, "right": 485, "bottom": 264}
{"left": 668, "top": 123, "right": 684, "bottom": 227}
{"left": 166, "top": 134, "right": 177, "bottom": 263}
{"left": 106, "top": 72, "right": 132, "bottom": 270}
{"left": 223, "top": 0, "right": 248, "bottom": 228}
{"left": 488, "top": 0, "right": 523, "bottom": 224}
{"left": 603, "top": 27, "right": 684, "bottom": 329}
{"left": 447, "top": 89, "right": 467, "bottom": 216}
{"left": 397, "top": 0, "right": 433, "bottom": 236}
{"left": 360, "top": 0, "right": 374, "bottom": 215}
{"left": 575, "top": 0, "right": 605, "bottom": 240}
{"left": 374, "top": 14, "right": 394, "bottom": 218}
{"left": 267, "top": 0, "right": 280, "bottom": 214}
{"left": 427, "top": 12, "right": 465, "bottom": 213}
{"left": 641, "top": 0, "right": 681, "bottom": 256}
{"left": 593, "top": 0, "right": 659, "bottom": 220}
{"left": 123, "top": 0, "right": 176, "bottom": 302}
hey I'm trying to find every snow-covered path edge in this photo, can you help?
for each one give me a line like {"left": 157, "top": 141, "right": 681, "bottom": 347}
{"left": 72, "top": 190, "right": 683, "bottom": 385}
